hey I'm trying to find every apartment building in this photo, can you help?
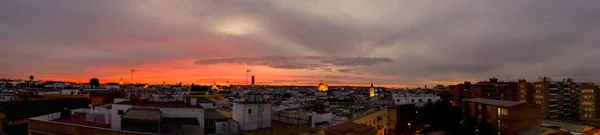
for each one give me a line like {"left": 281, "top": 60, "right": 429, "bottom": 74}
{"left": 465, "top": 98, "right": 542, "bottom": 135}
{"left": 533, "top": 77, "right": 580, "bottom": 118}
{"left": 580, "top": 84, "right": 600, "bottom": 122}
{"left": 451, "top": 78, "right": 519, "bottom": 109}
{"left": 518, "top": 79, "right": 534, "bottom": 104}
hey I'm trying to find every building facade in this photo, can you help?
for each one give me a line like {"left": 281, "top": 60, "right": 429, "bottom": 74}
{"left": 580, "top": 84, "right": 600, "bottom": 122}
{"left": 533, "top": 77, "right": 580, "bottom": 118}
{"left": 233, "top": 93, "right": 272, "bottom": 131}
{"left": 518, "top": 80, "right": 534, "bottom": 104}
{"left": 451, "top": 78, "right": 519, "bottom": 109}
{"left": 465, "top": 98, "right": 542, "bottom": 135}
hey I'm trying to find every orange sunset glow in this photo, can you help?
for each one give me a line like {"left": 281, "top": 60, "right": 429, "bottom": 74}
{"left": 2, "top": 0, "right": 600, "bottom": 88}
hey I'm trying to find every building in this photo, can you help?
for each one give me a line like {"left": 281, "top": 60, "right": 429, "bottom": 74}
{"left": 351, "top": 108, "right": 390, "bottom": 135}
{"left": 465, "top": 98, "right": 542, "bottom": 135}
{"left": 325, "top": 122, "right": 376, "bottom": 135}
{"left": 452, "top": 78, "right": 520, "bottom": 109}
{"left": 251, "top": 76, "right": 255, "bottom": 87}
{"left": 518, "top": 79, "right": 534, "bottom": 104}
{"left": 233, "top": 92, "right": 272, "bottom": 131}
{"left": 369, "top": 82, "right": 375, "bottom": 98}
{"left": 28, "top": 97, "right": 240, "bottom": 135}
{"left": 533, "top": 77, "right": 581, "bottom": 118}
{"left": 394, "top": 104, "right": 417, "bottom": 134}
{"left": 105, "top": 83, "right": 120, "bottom": 90}
{"left": 318, "top": 80, "right": 328, "bottom": 92}
{"left": 392, "top": 93, "right": 440, "bottom": 107}
{"left": 580, "top": 84, "right": 600, "bottom": 122}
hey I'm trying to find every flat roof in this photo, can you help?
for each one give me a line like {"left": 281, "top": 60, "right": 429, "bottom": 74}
{"left": 116, "top": 101, "right": 202, "bottom": 108}
{"left": 327, "top": 122, "right": 375, "bottom": 134}
{"left": 465, "top": 98, "right": 522, "bottom": 107}
{"left": 122, "top": 108, "right": 162, "bottom": 121}
{"left": 204, "top": 108, "right": 229, "bottom": 120}
{"left": 53, "top": 112, "right": 110, "bottom": 128}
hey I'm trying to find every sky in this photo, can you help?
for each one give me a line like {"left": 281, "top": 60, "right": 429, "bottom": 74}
{"left": 1, "top": 0, "right": 600, "bottom": 87}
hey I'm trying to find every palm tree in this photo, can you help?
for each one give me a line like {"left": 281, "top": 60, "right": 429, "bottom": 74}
{"left": 28, "top": 75, "right": 34, "bottom": 88}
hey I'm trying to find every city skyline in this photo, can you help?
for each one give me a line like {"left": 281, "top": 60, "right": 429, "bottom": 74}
{"left": 2, "top": 0, "right": 600, "bottom": 87}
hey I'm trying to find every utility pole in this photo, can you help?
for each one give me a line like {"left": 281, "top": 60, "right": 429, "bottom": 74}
{"left": 131, "top": 69, "right": 139, "bottom": 84}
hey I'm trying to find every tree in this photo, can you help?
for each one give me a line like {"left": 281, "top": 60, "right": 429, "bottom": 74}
{"left": 29, "top": 75, "right": 34, "bottom": 80}
{"left": 89, "top": 78, "right": 100, "bottom": 88}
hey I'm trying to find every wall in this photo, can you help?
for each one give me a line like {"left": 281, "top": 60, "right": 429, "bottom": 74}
{"left": 311, "top": 112, "right": 333, "bottom": 127}
{"left": 0, "top": 113, "right": 4, "bottom": 134}
{"left": 229, "top": 124, "right": 312, "bottom": 135}
{"left": 29, "top": 119, "right": 157, "bottom": 135}
{"left": 352, "top": 108, "right": 389, "bottom": 135}
{"left": 503, "top": 104, "right": 542, "bottom": 135}
{"left": 233, "top": 103, "right": 272, "bottom": 131}
{"left": 110, "top": 104, "right": 133, "bottom": 130}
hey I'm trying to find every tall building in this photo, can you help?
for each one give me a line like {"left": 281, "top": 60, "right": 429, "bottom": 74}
{"left": 451, "top": 81, "right": 473, "bottom": 109}
{"left": 251, "top": 75, "right": 255, "bottom": 87}
{"left": 369, "top": 82, "right": 375, "bottom": 97}
{"left": 451, "top": 78, "right": 519, "bottom": 109}
{"left": 533, "top": 77, "right": 580, "bottom": 118}
{"left": 518, "top": 79, "right": 534, "bottom": 103}
{"left": 580, "top": 84, "right": 600, "bottom": 121}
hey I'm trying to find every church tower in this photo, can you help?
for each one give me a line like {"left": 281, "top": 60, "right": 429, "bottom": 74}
{"left": 369, "top": 82, "right": 375, "bottom": 97}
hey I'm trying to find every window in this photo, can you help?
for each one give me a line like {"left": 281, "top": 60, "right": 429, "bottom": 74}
{"left": 411, "top": 99, "right": 414, "bottom": 102}
{"left": 419, "top": 99, "right": 423, "bottom": 102}
{"left": 248, "top": 109, "right": 252, "bottom": 114}
{"left": 428, "top": 99, "right": 432, "bottom": 102}
{"left": 118, "top": 110, "right": 124, "bottom": 115}
{"left": 397, "top": 99, "right": 400, "bottom": 102}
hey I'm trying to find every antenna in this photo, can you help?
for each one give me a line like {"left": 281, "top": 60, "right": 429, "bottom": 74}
{"left": 131, "top": 69, "right": 139, "bottom": 84}
{"left": 541, "top": 58, "right": 545, "bottom": 77}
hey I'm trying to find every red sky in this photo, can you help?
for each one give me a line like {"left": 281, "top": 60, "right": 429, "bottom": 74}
{"left": 2, "top": 0, "right": 599, "bottom": 87}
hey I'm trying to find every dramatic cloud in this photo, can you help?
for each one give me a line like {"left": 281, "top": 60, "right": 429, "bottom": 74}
{"left": 194, "top": 56, "right": 392, "bottom": 73}
{"left": 1, "top": 0, "right": 600, "bottom": 87}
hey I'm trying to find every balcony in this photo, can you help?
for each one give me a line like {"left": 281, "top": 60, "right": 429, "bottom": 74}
{"left": 550, "top": 110, "right": 558, "bottom": 112}
{"left": 550, "top": 88, "right": 558, "bottom": 90}
{"left": 563, "top": 93, "right": 571, "bottom": 95}
{"left": 564, "top": 98, "right": 571, "bottom": 100}
{"left": 550, "top": 104, "right": 558, "bottom": 107}
{"left": 550, "top": 93, "right": 558, "bottom": 96}
{"left": 550, "top": 99, "right": 557, "bottom": 101}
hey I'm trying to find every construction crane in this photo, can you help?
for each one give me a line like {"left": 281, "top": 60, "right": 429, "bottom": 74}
{"left": 246, "top": 69, "right": 252, "bottom": 86}
{"left": 131, "top": 69, "right": 139, "bottom": 84}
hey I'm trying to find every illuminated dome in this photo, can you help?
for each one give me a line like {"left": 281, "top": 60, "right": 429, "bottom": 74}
{"left": 317, "top": 80, "right": 328, "bottom": 91}
{"left": 211, "top": 82, "right": 220, "bottom": 90}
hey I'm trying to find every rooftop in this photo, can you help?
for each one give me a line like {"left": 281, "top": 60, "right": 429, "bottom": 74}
{"left": 204, "top": 108, "right": 229, "bottom": 120}
{"left": 52, "top": 112, "right": 110, "bottom": 128}
{"left": 465, "top": 98, "right": 522, "bottom": 107}
{"left": 122, "top": 108, "right": 162, "bottom": 121}
{"left": 327, "top": 122, "right": 375, "bottom": 134}
{"left": 116, "top": 101, "right": 202, "bottom": 108}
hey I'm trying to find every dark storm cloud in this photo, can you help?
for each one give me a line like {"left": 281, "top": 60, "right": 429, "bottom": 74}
{"left": 2, "top": 0, "right": 600, "bottom": 86}
{"left": 194, "top": 56, "right": 392, "bottom": 72}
